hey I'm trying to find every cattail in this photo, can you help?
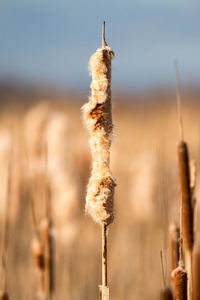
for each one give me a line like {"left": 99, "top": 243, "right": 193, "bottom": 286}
{"left": 40, "top": 218, "right": 54, "bottom": 295}
{"left": 82, "top": 22, "right": 115, "bottom": 299}
{"left": 169, "top": 223, "right": 180, "bottom": 282}
{"left": 45, "top": 112, "right": 81, "bottom": 246}
{"left": 193, "top": 245, "right": 200, "bottom": 300}
{"left": 160, "top": 287, "right": 173, "bottom": 300}
{"left": 175, "top": 60, "right": 193, "bottom": 252}
{"left": 82, "top": 22, "right": 116, "bottom": 226}
{"left": 177, "top": 141, "right": 193, "bottom": 251}
{"left": 172, "top": 265, "right": 187, "bottom": 300}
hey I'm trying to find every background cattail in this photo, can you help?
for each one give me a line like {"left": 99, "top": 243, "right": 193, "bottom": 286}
{"left": 129, "top": 151, "right": 157, "bottom": 221}
{"left": 177, "top": 141, "right": 193, "bottom": 251}
{"left": 45, "top": 112, "right": 81, "bottom": 246}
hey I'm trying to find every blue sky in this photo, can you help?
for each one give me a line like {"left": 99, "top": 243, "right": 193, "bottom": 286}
{"left": 0, "top": 0, "right": 199, "bottom": 91}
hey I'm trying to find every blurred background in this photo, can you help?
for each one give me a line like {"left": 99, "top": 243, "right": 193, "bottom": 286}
{"left": 0, "top": 1, "right": 200, "bottom": 300}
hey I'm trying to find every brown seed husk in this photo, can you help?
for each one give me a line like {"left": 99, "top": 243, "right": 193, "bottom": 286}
{"left": 193, "top": 245, "right": 200, "bottom": 300}
{"left": 177, "top": 141, "right": 194, "bottom": 251}
{"left": 160, "top": 287, "right": 173, "bottom": 300}
{"left": 169, "top": 223, "right": 180, "bottom": 284}
{"left": 82, "top": 43, "right": 116, "bottom": 226}
{"left": 172, "top": 266, "right": 187, "bottom": 300}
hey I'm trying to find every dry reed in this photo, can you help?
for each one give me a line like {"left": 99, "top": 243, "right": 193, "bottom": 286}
{"left": 171, "top": 192, "right": 187, "bottom": 300}
{"left": 177, "top": 141, "right": 193, "bottom": 251}
{"left": 192, "top": 245, "right": 200, "bottom": 300}
{"left": 169, "top": 223, "right": 180, "bottom": 284}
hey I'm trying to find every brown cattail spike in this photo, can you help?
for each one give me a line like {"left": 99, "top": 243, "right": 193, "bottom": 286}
{"left": 177, "top": 141, "right": 194, "bottom": 251}
{"left": 172, "top": 267, "right": 187, "bottom": 300}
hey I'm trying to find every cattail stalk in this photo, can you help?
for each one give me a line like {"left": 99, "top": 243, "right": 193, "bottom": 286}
{"left": 193, "top": 245, "right": 200, "bottom": 300}
{"left": 169, "top": 223, "right": 180, "bottom": 285}
{"left": 175, "top": 60, "right": 193, "bottom": 300}
{"left": 82, "top": 21, "right": 115, "bottom": 299}
{"left": 1, "top": 150, "right": 12, "bottom": 299}
{"left": 42, "top": 145, "right": 54, "bottom": 299}
{"left": 172, "top": 195, "right": 187, "bottom": 300}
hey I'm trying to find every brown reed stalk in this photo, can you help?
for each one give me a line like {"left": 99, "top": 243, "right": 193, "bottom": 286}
{"left": 169, "top": 223, "right": 180, "bottom": 285}
{"left": 41, "top": 145, "right": 54, "bottom": 299}
{"left": 1, "top": 147, "right": 12, "bottom": 299}
{"left": 25, "top": 142, "right": 47, "bottom": 297}
{"left": 175, "top": 61, "right": 193, "bottom": 300}
{"left": 82, "top": 21, "right": 115, "bottom": 300}
{"left": 192, "top": 245, "right": 200, "bottom": 300}
{"left": 175, "top": 60, "right": 194, "bottom": 252}
{"left": 172, "top": 195, "right": 187, "bottom": 300}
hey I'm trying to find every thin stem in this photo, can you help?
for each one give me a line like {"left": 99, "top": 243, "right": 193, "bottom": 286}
{"left": 174, "top": 59, "right": 184, "bottom": 141}
{"left": 102, "top": 223, "right": 107, "bottom": 286}
{"left": 44, "top": 143, "right": 50, "bottom": 221}
{"left": 179, "top": 194, "right": 183, "bottom": 265}
{"left": 102, "top": 21, "right": 106, "bottom": 48}
{"left": 160, "top": 250, "right": 165, "bottom": 288}
{"left": 24, "top": 142, "right": 38, "bottom": 235}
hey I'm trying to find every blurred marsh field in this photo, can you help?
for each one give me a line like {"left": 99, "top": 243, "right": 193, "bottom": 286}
{"left": 0, "top": 87, "right": 200, "bottom": 300}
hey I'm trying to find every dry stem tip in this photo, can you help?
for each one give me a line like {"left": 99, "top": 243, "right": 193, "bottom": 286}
{"left": 174, "top": 59, "right": 184, "bottom": 141}
{"left": 102, "top": 21, "right": 106, "bottom": 47}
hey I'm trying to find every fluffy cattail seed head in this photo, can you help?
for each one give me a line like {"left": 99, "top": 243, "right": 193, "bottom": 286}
{"left": 82, "top": 38, "right": 116, "bottom": 226}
